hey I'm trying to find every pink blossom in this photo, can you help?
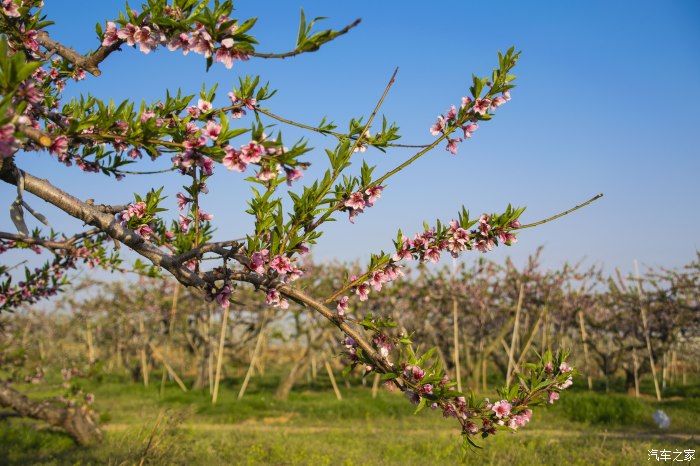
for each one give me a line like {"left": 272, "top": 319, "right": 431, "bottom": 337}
{"left": 1, "top": 0, "right": 20, "bottom": 17}
{"left": 249, "top": 249, "right": 269, "bottom": 274}
{"left": 216, "top": 285, "right": 231, "bottom": 309}
{"left": 135, "top": 224, "right": 153, "bottom": 240}
{"left": 355, "top": 282, "right": 370, "bottom": 301}
{"left": 336, "top": 296, "right": 349, "bottom": 316}
{"left": 559, "top": 362, "right": 572, "bottom": 373}
{"left": 23, "top": 30, "right": 39, "bottom": 52}
{"left": 491, "top": 95, "right": 507, "bottom": 109}
{"left": 544, "top": 362, "right": 554, "bottom": 373}
{"left": 49, "top": 135, "right": 68, "bottom": 156}
{"left": 472, "top": 98, "right": 492, "bottom": 115}
{"left": 510, "top": 219, "right": 521, "bottom": 229}
{"left": 430, "top": 115, "right": 445, "bottom": 136}
{"left": 215, "top": 43, "right": 239, "bottom": 69}
{"left": 462, "top": 122, "right": 478, "bottom": 138}
{"left": 203, "top": 120, "right": 221, "bottom": 140}
{"left": 497, "top": 230, "right": 517, "bottom": 245}
{"left": 491, "top": 400, "right": 512, "bottom": 419}
{"left": 460, "top": 96, "right": 472, "bottom": 109}
{"left": 199, "top": 156, "right": 214, "bottom": 176}
{"left": 198, "top": 211, "right": 214, "bottom": 222}
{"left": 424, "top": 247, "right": 441, "bottom": 263}
{"left": 446, "top": 137, "right": 461, "bottom": 155}
{"left": 197, "top": 99, "right": 212, "bottom": 113}
{"left": 128, "top": 148, "right": 142, "bottom": 159}
{"left": 134, "top": 26, "right": 157, "bottom": 54}
{"left": 222, "top": 146, "right": 247, "bottom": 172}
{"left": 189, "top": 25, "right": 214, "bottom": 57}
{"left": 140, "top": 110, "right": 156, "bottom": 122}
{"left": 256, "top": 167, "right": 277, "bottom": 181}
{"left": 176, "top": 192, "right": 191, "bottom": 210}
{"left": 420, "top": 383, "right": 433, "bottom": 395}
{"left": 365, "top": 186, "right": 383, "bottom": 206}
{"left": 369, "top": 270, "right": 385, "bottom": 291}
{"left": 269, "top": 255, "right": 293, "bottom": 275}
{"left": 445, "top": 105, "right": 457, "bottom": 121}
{"left": 167, "top": 33, "right": 190, "bottom": 53}
{"left": 403, "top": 365, "right": 425, "bottom": 382}
{"left": 548, "top": 391, "right": 559, "bottom": 404}
{"left": 285, "top": 168, "right": 303, "bottom": 185}
{"left": 116, "top": 23, "right": 138, "bottom": 46}
{"left": 558, "top": 376, "right": 574, "bottom": 390}
{"left": 344, "top": 192, "right": 366, "bottom": 211}
{"left": 503, "top": 90, "right": 511, "bottom": 101}
{"left": 474, "top": 238, "right": 495, "bottom": 253}
{"left": 178, "top": 214, "right": 192, "bottom": 232}
{"left": 239, "top": 141, "right": 264, "bottom": 164}
{"left": 265, "top": 288, "right": 289, "bottom": 309}
{"left": 464, "top": 421, "right": 479, "bottom": 435}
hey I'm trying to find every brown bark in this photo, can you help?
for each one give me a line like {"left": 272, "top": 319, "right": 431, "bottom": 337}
{"left": 0, "top": 383, "right": 102, "bottom": 446}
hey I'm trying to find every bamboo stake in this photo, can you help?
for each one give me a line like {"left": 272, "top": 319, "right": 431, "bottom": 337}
{"left": 632, "top": 349, "right": 640, "bottom": 397}
{"left": 160, "top": 284, "right": 180, "bottom": 396}
{"left": 452, "top": 294, "right": 462, "bottom": 392}
{"left": 325, "top": 360, "right": 343, "bottom": 400}
{"left": 85, "top": 322, "right": 96, "bottom": 365}
{"left": 577, "top": 310, "right": 593, "bottom": 390}
{"left": 139, "top": 314, "right": 149, "bottom": 388}
{"left": 208, "top": 308, "right": 214, "bottom": 395}
{"left": 634, "top": 260, "right": 661, "bottom": 401}
{"left": 150, "top": 344, "right": 187, "bottom": 392}
{"left": 211, "top": 306, "right": 230, "bottom": 404}
{"left": 371, "top": 373, "right": 381, "bottom": 398}
{"left": 238, "top": 314, "right": 269, "bottom": 401}
{"left": 506, "top": 283, "right": 525, "bottom": 387}
{"left": 515, "top": 306, "right": 547, "bottom": 369}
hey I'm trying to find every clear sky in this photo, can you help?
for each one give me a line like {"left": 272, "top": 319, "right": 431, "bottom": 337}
{"left": 2, "top": 0, "right": 699, "bottom": 274}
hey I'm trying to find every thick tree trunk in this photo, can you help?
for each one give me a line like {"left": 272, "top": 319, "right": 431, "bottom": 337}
{"left": 0, "top": 383, "right": 102, "bottom": 446}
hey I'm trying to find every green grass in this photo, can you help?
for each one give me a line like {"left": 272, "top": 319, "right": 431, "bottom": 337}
{"left": 1, "top": 376, "right": 698, "bottom": 465}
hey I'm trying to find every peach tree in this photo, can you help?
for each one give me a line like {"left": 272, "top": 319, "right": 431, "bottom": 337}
{"left": 0, "top": 0, "right": 600, "bottom": 449}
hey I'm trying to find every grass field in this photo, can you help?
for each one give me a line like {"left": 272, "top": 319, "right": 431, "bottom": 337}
{"left": 1, "top": 375, "right": 698, "bottom": 465}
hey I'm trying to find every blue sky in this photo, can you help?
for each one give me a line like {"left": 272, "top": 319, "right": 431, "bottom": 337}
{"left": 2, "top": 0, "right": 699, "bottom": 274}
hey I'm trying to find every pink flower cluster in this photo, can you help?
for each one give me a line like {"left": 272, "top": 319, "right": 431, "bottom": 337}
{"left": 1, "top": 0, "right": 19, "bottom": 17}
{"left": 336, "top": 264, "right": 403, "bottom": 314}
{"left": 343, "top": 186, "right": 383, "bottom": 223}
{"left": 116, "top": 202, "right": 155, "bottom": 240}
{"left": 222, "top": 140, "right": 304, "bottom": 184}
{"left": 393, "top": 215, "right": 520, "bottom": 265}
{"left": 102, "top": 17, "right": 249, "bottom": 69}
{"left": 429, "top": 91, "right": 511, "bottom": 155}
{"left": 0, "top": 258, "right": 73, "bottom": 311}
{"left": 0, "top": 123, "right": 17, "bottom": 158}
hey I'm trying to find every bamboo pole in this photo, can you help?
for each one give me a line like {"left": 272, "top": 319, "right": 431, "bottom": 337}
{"left": 211, "top": 306, "right": 230, "bottom": 404}
{"left": 139, "top": 314, "right": 149, "bottom": 388}
{"left": 634, "top": 260, "right": 661, "bottom": 401}
{"left": 506, "top": 283, "right": 525, "bottom": 387}
{"left": 577, "top": 310, "right": 593, "bottom": 390}
{"left": 160, "top": 284, "right": 180, "bottom": 396}
{"left": 515, "top": 306, "right": 547, "bottom": 369}
{"left": 632, "top": 349, "right": 640, "bottom": 397}
{"left": 85, "top": 321, "right": 96, "bottom": 365}
{"left": 371, "top": 373, "right": 381, "bottom": 398}
{"left": 452, "top": 294, "right": 462, "bottom": 392}
{"left": 324, "top": 360, "right": 343, "bottom": 400}
{"left": 150, "top": 344, "right": 187, "bottom": 392}
{"left": 238, "top": 314, "right": 269, "bottom": 401}
{"left": 208, "top": 308, "right": 214, "bottom": 395}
